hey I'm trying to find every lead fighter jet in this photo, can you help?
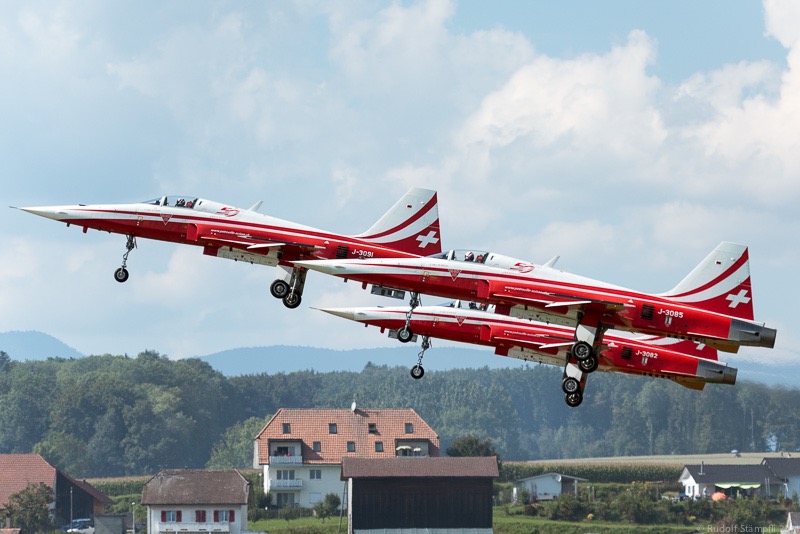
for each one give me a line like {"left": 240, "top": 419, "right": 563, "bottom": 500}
{"left": 14, "top": 187, "right": 441, "bottom": 308}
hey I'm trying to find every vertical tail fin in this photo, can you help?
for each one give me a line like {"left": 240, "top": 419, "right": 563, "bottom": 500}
{"left": 355, "top": 187, "right": 442, "bottom": 255}
{"left": 661, "top": 242, "right": 754, "bottom": 321}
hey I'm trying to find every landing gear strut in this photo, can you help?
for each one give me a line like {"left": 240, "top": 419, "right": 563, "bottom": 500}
{"left": 114, "top": 235, "right": 136, "bottom": 283}
{"left": 410, "top": 336, "right": 431, "bottom": 379}
{"left": 270, "top": 266, "right": 307, "bottom": 309}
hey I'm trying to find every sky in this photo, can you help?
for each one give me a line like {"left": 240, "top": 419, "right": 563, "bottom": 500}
{"left": 1, "top": 0, "right": 798, "bottom": 370}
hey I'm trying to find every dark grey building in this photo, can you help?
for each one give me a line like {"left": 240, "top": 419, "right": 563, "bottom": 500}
{"left": 341, "top": 457, "right": 498, "bottom": 534}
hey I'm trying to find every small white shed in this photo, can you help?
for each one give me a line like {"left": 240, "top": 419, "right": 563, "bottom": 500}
{"left": 515, "top": 472, "right": 587, "bottom": 502}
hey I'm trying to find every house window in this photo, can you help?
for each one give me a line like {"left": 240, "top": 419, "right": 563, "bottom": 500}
{"left": 368, "top": 423, "right": 377, "bottom": 434}
{"left": 310, "top": 469, "right": 322, "bottom": 480}
{"left": 405, "top": 423, "right": 413, "bottom": 434}
{"left": 213, "top": 510, "right": 234, "bottom": 522}
{"left": 161, "top": 511, "right": 181, "bottom": 523}
{"left": 329, "top": 423, "right": 337, "bottom": 434}
{"left": 282, "top": 423, "right": 291, "bottom": 434}
{"left": 195, "top": 511, "right": 206, "bottom": 523}
{"left": 313, "top": 441, "right": 321, "bottom": 452}
{"left": 277, "top": 470, "right": 295, "bottom": 480}
{"left": 347, "top": 441, "right": 356, "bottom": 452}
{"left": 276, "top": 493, "right": 295, "bottom": 507}
{"left": 375, "top": 441, "right": 384, "bottom": 452}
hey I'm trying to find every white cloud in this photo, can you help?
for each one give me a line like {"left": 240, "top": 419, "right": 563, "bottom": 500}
{"left": 764, "top": 0, "right": 800, "bottom": 48}
{"left": 456, "top": 30, "right": 665, "bottom": 166}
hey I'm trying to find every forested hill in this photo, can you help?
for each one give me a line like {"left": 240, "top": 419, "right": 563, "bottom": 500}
{"left": 1, "top": 350, "right": 798, "bottom": 479}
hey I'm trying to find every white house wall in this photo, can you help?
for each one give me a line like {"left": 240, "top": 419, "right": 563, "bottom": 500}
{"left": 146, "top": 504, "right": 248, "bottom": 534}
{"left": 265, "top": 464, "right": 346, "bottom": 509}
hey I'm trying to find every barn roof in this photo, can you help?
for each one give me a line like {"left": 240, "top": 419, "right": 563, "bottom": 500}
{"left": 341, "top": 456, "right": 499, "bottom": 479}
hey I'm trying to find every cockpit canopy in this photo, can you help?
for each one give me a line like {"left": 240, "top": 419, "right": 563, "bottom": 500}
{"left": 440, "top": 299, "right": 495, "bottom": 312}
{"left": 141, "top": 196, "right": 241, "bottom": 216}
{"left": 429, "top": 249, "right": 534, "bottom": 271}
{"left": 429, "top": 249, "right": 490, "bottom": 263}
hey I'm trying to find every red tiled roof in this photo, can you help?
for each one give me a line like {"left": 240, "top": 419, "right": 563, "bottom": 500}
{"left": 0, "top": 454, "right": 57, "bottom": 508}
{"left": 255, "top": 408, "right": 439, "bottom": 465}
{"left": 341, "top": 457, "right": 499, "bottom": 479}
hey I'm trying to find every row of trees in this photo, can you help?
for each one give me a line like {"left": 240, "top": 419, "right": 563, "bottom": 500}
{"left": 2, "top": 349, "right": 800, "bottom": 477}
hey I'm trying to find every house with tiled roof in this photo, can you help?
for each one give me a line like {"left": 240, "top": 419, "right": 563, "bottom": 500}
{"left": 679, "top": 463, "right": 783, "bottom": 499}
{"left": 254, "top": 407, "right": 439, "bottom": 509}
{"left": 341, "top": 457, "right": 498, "bottom": 534}
{"left": 0, "top": 454, "right": 111, "bottom": 527}
{"left": 141, "top": 469, "right": 255, "bottom": 534}
{"left": 763, "top": 457, "right": 800, "bottom": 499}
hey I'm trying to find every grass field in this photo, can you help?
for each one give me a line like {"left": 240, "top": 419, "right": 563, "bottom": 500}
{"left": 250, "top": 509, "right": 710, "bottom": 534}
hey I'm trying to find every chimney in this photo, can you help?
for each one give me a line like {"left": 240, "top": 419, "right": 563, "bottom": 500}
{"left": 700, "top": 461, "right": 705, "bottom": 475}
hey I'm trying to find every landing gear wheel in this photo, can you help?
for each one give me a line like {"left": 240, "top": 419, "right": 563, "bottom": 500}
{"left": 571, "top": 341, "right": 594, "bottom": 361}
{"left": 282, "top": 293, "right": 302, "bottom": 309}
{"left": 565, "top": 391, "right": 583, "bottom": 407}
{"left": 270, "top": 280, "right": 290, "bottom": 299}
{"left": 410, "top": 365, "right": 425, "bottom": 379}
{"left": 397, "top": 327, "right": 414, "bottom": 343}
{"left": 562, "top": 376, "right": 580, "bottom": 394}
{"left": 578, "top": 355, "right": 599, "bottom": 373}
{"left": 114, "top": 268, "right": 129, "bottom": 283}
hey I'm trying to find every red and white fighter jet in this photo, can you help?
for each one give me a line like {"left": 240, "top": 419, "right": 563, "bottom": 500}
{"left": 318, "top": 301, "right": 737, "bottom": 407}
{"left": 15, "top": 188, "right": 441, "bottom": 308}
{"left": 298, "top": 242, "right": 776, "bottom": 356}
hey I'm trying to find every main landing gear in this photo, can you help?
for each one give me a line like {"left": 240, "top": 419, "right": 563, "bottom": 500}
{"left": 561, "top": 316, "right": 605, "bottom": 407}
{"left": 114, "top": 235, "right": 136, "bottom": 283}
{"left": 270, "top": 265, "right": 307, "bottom": 309}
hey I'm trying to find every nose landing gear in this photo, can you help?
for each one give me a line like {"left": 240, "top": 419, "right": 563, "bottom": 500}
{"left": 114, "top": 235, "right": 137, "bottom": 283}
{"left": 409, "top": 336, "right": 431, "bottom": 379}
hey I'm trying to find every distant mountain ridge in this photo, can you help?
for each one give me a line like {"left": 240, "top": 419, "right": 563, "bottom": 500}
{"left": 0, "top": 330, "right": 83, "bottom": 360}
{"left": 2, "top": 330, "right": 796, "bottom": 388}
{"left": 195, "top": 344, "right": 528, "bottom": 376}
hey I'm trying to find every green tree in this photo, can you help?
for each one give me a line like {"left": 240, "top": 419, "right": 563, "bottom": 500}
{"left": 206, "top": 416, "right": 271, "bottom": 469}
{"left": 7, "top": 482, "right": 54, "bottom": 534}
{"left": 313, "top": 493, "right": 341, "bottom": 521}
{"left": 445, "top": 434, "right": 499, "bottom": 458}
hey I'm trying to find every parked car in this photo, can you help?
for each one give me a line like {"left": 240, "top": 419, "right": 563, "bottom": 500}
{"left": 66, "top": 518, "right": 94, "bottom": 534}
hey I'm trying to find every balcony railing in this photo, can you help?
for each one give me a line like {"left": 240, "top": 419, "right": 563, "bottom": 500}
{"left": 269, "top": 455, "right": 303, "bottom": 465}
{"left": 159, "top": 522, "right": 230, "bottom": 532}
{"left": 271, "top": 478, "right": 303, "bottom": 489}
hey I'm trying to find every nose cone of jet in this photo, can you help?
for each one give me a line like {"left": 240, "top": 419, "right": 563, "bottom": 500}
{"left": 317, "top": 307, "right": 364, "bottom": 322}
{"left": 15, "top": 206, "right": 76, "bottom": 222}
